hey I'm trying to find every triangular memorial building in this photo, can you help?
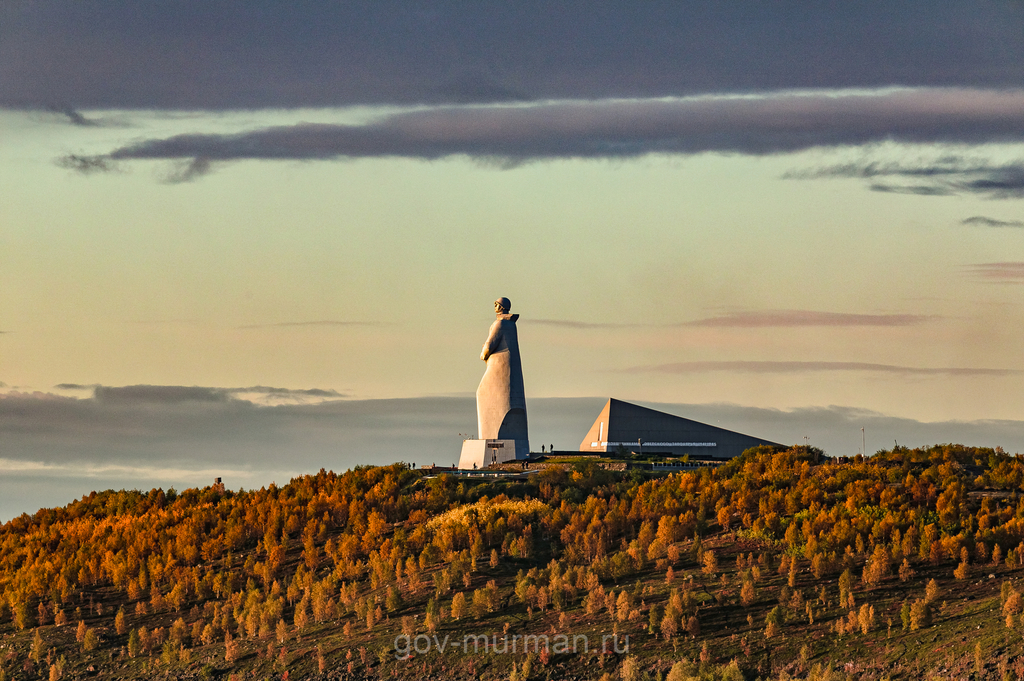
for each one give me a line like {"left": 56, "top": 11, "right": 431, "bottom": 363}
{"left": 579, "top": 398, "right": 782, "bottom": 459}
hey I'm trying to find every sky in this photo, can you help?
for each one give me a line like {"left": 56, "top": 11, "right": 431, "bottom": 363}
{"left": 3, "top": 1, "right": 1024, "bottom": 521}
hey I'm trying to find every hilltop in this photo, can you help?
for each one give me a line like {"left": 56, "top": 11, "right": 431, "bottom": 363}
{"left": 2, "top": 444, "right": 1024, "bottom": 680}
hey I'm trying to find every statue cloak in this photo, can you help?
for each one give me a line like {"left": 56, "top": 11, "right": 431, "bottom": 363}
{"left": 477, "top": 312, "right": 528, "bottom": 444}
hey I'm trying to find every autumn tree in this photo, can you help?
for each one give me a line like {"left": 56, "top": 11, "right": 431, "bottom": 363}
{"left": 224, "top": 631, "right": 239, "bottom": 664}
{"left": 660, "top": 610, "right": 678, "bottom": 640}
{"left": 858, "top": 603, "right": 875, "bottom": 634}
{"left": 30, "top": 628, "right": 46, "bottom": 664}
{"left": 686, "top": 614, "right": 700, "bottom": 638}
{"left": 451, "top": 592, "right": 467, "bottom": 620}
{"left": 764, "top": 607, "right": 781, "bottom": 639}
{"left": 702, "top": 550, "right": 718, "bottom": 577}
{"left": 1004, "top": 587, "right": 1022, "bottom": 627}
{"left": 909, "top": 599, "right": 931, "bottom": 630}
{"left": 13, "top": 601, "right": 30, "bottom": 631}
{"left": 740, "top": 577, "right": 756, "bottom": 607}
{"left": 862, "top": 545, "right": 889, "bottom": 588}
{"left": 838, "top": 569, "right": 855, "bottom": 609}
{"left": 616, "top": 591, "right": 631, "bottom": 623}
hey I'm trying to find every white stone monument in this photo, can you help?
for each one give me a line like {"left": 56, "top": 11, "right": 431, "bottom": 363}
{"left": 458, "top": 297, "right": 530, "bottom": 468}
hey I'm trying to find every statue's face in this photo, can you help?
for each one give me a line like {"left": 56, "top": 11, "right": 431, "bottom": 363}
{"left": 494, "top": 301, "right": 504, "bottom": 314}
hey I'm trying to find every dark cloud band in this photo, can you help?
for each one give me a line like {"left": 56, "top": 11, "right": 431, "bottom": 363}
{"left": 61, "top": 89, "right": 1024, "bottom": 178}
{"left": 4, "top": 2, "right": 1023, "bottom": 110}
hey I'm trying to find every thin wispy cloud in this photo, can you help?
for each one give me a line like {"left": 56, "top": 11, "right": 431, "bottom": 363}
{"left": 966, "top": 262, "right": 1024, "bottom": 284}
{"left": 91, "top": 384, "right": 346, "bottom": 404}
{"left": 962, "top": 216, "right": 1024, "bottom": 228}
{"left": 529, "top": 319, "right": 645, "bottom": 329}
{"left": 533, "top": 310, "right": 934, "bottom": 329}
{"left": 869, "top": 184, "right": 955, "bottom": 196}
{"left": 231, "top": 386, "right": 345, "bottom": 398}
{"left": 44, "top": 105, "right": 99, "bottom": 127}
{"left": 682, "top": 310, "right": 936, "bottom": 328}
{"left": 787, "top": 157, "right": 1024, "bottom": 199}
{"left": 56, "top": 154, "right": 118, "bottom": 174}
{"left": 236, "top": 320, "right": 380, "bottom": 329}
{"left": 164, "top": 157, "right": 213, "bottom": 183}
{"left": 625, "top": 361, "right": 1018, "bottom": 377}
{"left": 58, "top": 89, "right": 1024, "bottom": 178}
{"left": 94, "top": 385, "right": 230, "bottom": 404}
{"left": 118, "top": 319, "right": 201, "bottom": 326}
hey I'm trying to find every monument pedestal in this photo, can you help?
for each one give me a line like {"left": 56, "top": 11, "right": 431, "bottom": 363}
{"left": 458, "top": 439, "right": 527, "bottom": 469}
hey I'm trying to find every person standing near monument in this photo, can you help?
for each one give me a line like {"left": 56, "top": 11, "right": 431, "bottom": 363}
{"left": 476, "top": 297, "right": 529, "bottom": 457}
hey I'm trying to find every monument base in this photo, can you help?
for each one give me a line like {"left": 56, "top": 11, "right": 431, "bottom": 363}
{"left": 458, "top": 439, "right": 528, "bottom": 469}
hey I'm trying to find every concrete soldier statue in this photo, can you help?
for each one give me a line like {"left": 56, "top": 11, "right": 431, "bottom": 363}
{"left": 458, "top": 297, "right": 530, "bottom": 467}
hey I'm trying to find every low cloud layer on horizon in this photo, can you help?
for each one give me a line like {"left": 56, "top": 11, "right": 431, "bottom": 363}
{"left": 4, "top": 385, "right": 1024, "bottom": 521}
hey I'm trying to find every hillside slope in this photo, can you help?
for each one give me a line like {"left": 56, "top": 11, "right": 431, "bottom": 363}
{"left": 2, "top": 445, "right": 1024, "bottom": 680}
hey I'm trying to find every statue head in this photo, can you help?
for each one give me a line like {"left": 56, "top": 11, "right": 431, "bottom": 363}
{"left": 494, "top": 297, "right": 511, "bottom": 314}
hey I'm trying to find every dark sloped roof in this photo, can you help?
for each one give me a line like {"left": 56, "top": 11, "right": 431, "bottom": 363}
{"left": 579, "top": 398, "right": 783, "bottom": 455}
